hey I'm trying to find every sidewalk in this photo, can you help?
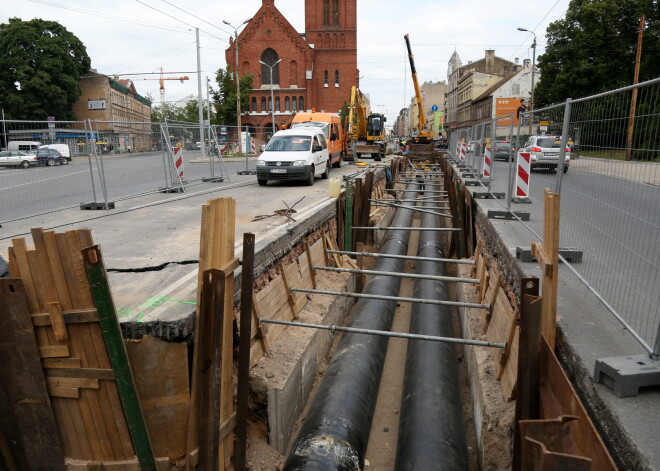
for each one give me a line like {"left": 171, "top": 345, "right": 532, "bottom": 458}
{"left": 571, "top": 157, "right": 660, "bottom": 186}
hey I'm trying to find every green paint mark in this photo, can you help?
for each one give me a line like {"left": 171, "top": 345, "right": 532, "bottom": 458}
{"left": 116, "top": 296, "right": 197, "bottom": 323}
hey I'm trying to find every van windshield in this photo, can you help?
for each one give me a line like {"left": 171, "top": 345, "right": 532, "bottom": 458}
{"left": 265, "top": 135, "right": 312, "bottom": 152}
{"left": 291, "top": 121, "right": 329, "bottom": 138}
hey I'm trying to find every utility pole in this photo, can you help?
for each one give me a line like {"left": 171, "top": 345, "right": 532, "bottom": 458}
{"left": 196, "top": 28, "right": 206, "bottom": 159}
{"left": 259, "top": 59, "right": 282, "bottom": 138}
{"left": 518, "top": 27, "right": 536, "bottom": 135}
{"left": 206, "top": 76, "right": 213, "bottom": 158}
{"left": 626, "top": 15, "right": 645, "bottom": 161}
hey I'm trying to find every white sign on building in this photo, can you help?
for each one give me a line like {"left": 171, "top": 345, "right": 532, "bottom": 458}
{"left": 88, "top": 100, "right": 107, "bottom": 110}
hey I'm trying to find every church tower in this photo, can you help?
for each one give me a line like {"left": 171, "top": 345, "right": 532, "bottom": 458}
{"left": 304, "top": 0, "right": 357, "bottom": 112}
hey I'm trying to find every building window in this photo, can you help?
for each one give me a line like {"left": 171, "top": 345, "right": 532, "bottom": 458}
{"left": 332, "top": 0, "right": 339, "bottom": 25}
{"left": 324, "top": 70, "right": 329, "bottom": 87}
{"left": 323, "top": 0, "right": 329, "bottom": 25}
{"left": 512, "top": 83, "right": 520, "bottom": 95}
{"left": 285, "top": 96, "right": 290, "bottom": 111}
{"left": 251, "top": 97, "right": 257, "bottom": 112}
{"left": 260, "top": 49, "right": 280, "bottom": 86}
{"left": 292, "top": 96, "right": 297, "bottom": 111}
{"left": 243, "top": 61, "right": 250, "bottom": 75}
{"left": 299, "top": 96, "right": 304, "bottom": 111}
{"left": 275, "top": 96, "right": 280, "bottom": 112}
{"left": 268, "top": 96, "right": 272, "bottom": 111}
{"left": 287, "top": 61, "right": 297, "bottom": 87}
{"left": 261, "top": 97, "right": 266, "bottom": 112}
{"left": 335, "top": 70, "right": 339, "bottom": 87}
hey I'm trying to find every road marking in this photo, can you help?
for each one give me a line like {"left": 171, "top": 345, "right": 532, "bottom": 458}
{"left": 0, "top": 170, "right": 89, "bottom": 191}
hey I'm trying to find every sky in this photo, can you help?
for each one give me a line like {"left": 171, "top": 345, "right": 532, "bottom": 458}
{"left": 4, "top": 0, "right": 572, "bottom": 125}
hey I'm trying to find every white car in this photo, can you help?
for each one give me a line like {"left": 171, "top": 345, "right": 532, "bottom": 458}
{"left": 517, "top": 135, "right": 570, "bottom": 173}
{"left": 0, "top": 150, "right": 37, "bottom": 168}
{"left": 256, "top": 128, "right": 330, "bottom": 186}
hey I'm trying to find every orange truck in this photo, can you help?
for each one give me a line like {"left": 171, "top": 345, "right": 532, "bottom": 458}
{"left": 290, "top": 112, "right": 346, "bottom": 167}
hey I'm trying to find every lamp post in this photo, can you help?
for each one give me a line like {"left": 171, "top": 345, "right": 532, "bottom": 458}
{"left": 259, "top": 58, "right": 282, "bottom": 139}
{"left": 223, "top": 18, "right": 251, "bottom": 160}
{"left": 517, "top": 27, "right": 536, "bottom": 134}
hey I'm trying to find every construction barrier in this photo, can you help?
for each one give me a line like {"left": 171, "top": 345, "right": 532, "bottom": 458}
{"left": 482, "top": 146, "right": 492, "bottom": 179}
{"left": 455, "top": 140, "right": 461, "bottom": 160}
{"left": 460, "top": 142, "right": 467, "bottom": 162}
{"left": 251, "top": 139, "right": 256, "bottom": 155}
{"left": 515, "top": 151, "right": 531, "bottom": 199}
{"left": 174, "top": 146, "right": 184, "bottom": 179}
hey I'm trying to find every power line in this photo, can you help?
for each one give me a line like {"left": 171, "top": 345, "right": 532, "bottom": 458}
{"left": 158, "top": 0, "right": 234, "bottom": 37}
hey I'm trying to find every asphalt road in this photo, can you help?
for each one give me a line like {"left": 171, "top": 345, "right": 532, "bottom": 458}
{"left": 0, "top": 151, "right": 257, "bottom": 223}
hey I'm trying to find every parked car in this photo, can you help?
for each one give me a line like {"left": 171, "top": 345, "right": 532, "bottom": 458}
{"left": 492, "top": 141, "right": 513, "bottom": 161}
{"left": 517, "top": 135, "right": 570, "bottom": 173}
{"left": 256, "top": 128, "right": 330, "bottom": 186}
{"left": 0, "top": 150, "right": 37, "bottom": 168}
{"left": 39, "top": 144, "right": 71, "bottom": 161}
{"left": 36, "top": 148, "right": 68, "bottom": 166}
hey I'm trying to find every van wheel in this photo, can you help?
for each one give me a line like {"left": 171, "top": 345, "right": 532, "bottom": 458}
{"left": 321, "top": 161, "right": 329, "bottom": 179}
{"left": 563, "top": 166, "right": 569, "bottom": 173}
{"left": 47, "top": 159, "right": 56, "bottom": 167}
{"left": 306, "top": 166, "right": 315, "bottom": 186}
{"left": 257, "top": 178, "right": 267, "bottom": 186}
{"left": 20, "top": 160, "right": 30, "bottom": 169}
{"left": 333, "top": 156, "right": 342, "bottom": 168}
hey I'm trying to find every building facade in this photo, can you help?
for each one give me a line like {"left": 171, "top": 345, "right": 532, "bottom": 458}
{"left": 225, "top": 0, "right": 358, "bottom": 139}
{"left": 405, "top": 80, "right": 447, "bottom": 138}
{"left": 73, "top": 70, "right": 152, "bottom": 152}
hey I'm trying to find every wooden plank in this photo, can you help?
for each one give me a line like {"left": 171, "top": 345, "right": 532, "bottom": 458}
{"left": 46, "top": 302, "right": 69, "bottom": 341}
{"left": 325, "top": 234, "right": 342, "bottom": 268}
{"left": 43, "top": 357, "right": 83, "bottom": 369}
{"left": 305, "top": 243, "right": 317, "bottom": 288}
{"left": 39, "top": 345, "right": 71, "bottom": 358}
{"left": 497, "top": 307, "right": 521, "bottom": 380}
{"left": 297, "top": 252, "right": 314, "bottom": 291}
{"left": 0, "top": 279, "right": 66, "bottom": 471}
{"left": 11, "top": 239, "right": 41, "bottom": 311}
{"left": 310, "top": 239, "right": 326, "bottom": 268}
{"left": 47, "top": 377, "right": 100, "bottom": 390}
{"left": 540, "top": 338, "right": 617, "bottom": 471}
{"left": 250, "top": 293, "right": 269, "bottom": 354}
{"left": 44, "top": 368, "right": 117, "bottom": 380}
{"left": 541, "top": 190, "right": 560, "bottom": 349}
{"left": 483, "top": 274, "right": 502, "bottom": 330}
{"left": 43, "top": 230, "right": 73, "bottom": 311}
{"left": 279, "top": 263, "right": 298, "bottom": 319}
{"left": 32, "top": 309, "right": 99, "bottom": 326}
{"left": 486, "top": 286, "right": 515, "bottom": 368}
{"left": 48, "top": 386, "right": 80, "bottom": 399}
{"left": 30, "top": 228, "right": 61, "bottom": 306}
{"left": 471, "top": 238, "right": 483, "bottom": 278}
{"left": 284, "top": 261, "right": 306, "bottom": 313}
{"left": 500, "top": 326, "right": 519, "bottom": 400}
{"left": 321, "top": 228, "right": 330, "bottom": 266}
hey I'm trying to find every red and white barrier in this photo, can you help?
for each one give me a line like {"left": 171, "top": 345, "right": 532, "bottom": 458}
{"left": 250, "top": 139, "right": 256, "bottom": 155}
{"left": 455, "top": 140, "right": 461, "bottom": 159}
{"left": 460, "top": 142, "right": 467, "bottom": 161}
{"left": 515, "top": 151, "right": 531, "bottom": 198}
{"left": 174, "top": 146, "right": 184, "bottom": 179}
{"left": 482, "top": 146, "right": 492, "bottom": 178}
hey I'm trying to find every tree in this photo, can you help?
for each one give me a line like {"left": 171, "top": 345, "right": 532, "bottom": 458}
{"left": 0, "top": 18, "right": 91, "bottom": 120}
{"left": 151, "top": 98, "right": 214, "bottom": 124}
{"left": 212, "top": 65, "right": 253, "bottom": 125}
{"left": 535, "top": 0, "right": 659, "bottom": 107}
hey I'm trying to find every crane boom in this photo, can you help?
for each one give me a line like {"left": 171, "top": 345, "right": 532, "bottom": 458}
{"left": 404, "top": 34, "right": 432, "bottom": 143}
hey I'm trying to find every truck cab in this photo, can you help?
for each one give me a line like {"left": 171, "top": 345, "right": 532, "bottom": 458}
{"left": 290, "top": 112, "right": 345, "bottom": 167}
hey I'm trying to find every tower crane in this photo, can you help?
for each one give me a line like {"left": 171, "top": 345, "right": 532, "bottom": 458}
{"left": 113, "top": 68, "right": 190, "bottom": 105}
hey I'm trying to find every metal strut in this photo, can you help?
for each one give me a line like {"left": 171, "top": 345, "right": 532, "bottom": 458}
{"left": 312, "top": 265, "right": 480, "bottom": 284}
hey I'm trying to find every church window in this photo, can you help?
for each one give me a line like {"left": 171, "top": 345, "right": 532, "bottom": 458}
{"left": 260, "top": 49, "right": 280, "bottom": 85}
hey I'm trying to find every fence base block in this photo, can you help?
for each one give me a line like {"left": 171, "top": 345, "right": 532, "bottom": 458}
{"left": 594, "top": 355, "right": 660, "bottom": 398}
{"left": 473, "top": 192, "right": 505, "bottom": 199}
{"left": 80, "top": 201, "right": 115, "bottom": 210}
{"left": 512, "top": 197, "right": 532, "bottom": 204}
{"left": 464, "top": 180, "right": 481, "bottom": 186}
{"left": 158, "top": 186, "right": 185, "bottom": 194}
{"left": 202, "top": 177, "right": 225, "bottom": 182}
{"left": 461, "top": 172, "right": 476, "bottom": 178}
{"left": 487, "top": 210, "right": 530, "bottom": 221}
{"left": 237, "top": 170, "right": 257, "bottom": 175}
{"left": 516, "top": 247, "right": 584, "bottom": 263}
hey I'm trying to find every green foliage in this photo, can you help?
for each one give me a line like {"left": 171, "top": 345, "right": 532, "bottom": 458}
{"left": 535, "top": 0, "right": 659, "bottom": 107}
{"left": 212, "top": 65, "right": 253, "bottom": 125}
{"left": 339, "top": 102, "right": 350, "bottom": 128}
{"left": 151, "top": 98, "right": 214, "bottom": 123}
{"left": 0, "top": 18, "right": 91, "bottom": 120}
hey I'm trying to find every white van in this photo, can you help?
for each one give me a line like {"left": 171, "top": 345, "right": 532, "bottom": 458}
{"left": 7, "top": 141, "right": 41, "bottom": 152}
{"left": 40, "top": 144, "right": 71, "bottom": 161}
{"left": 256, "top": 128, "right": 330, "bottom": 186}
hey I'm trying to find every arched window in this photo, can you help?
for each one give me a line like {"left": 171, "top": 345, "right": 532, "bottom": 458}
{"left": 292, "top": 96, "right": 297, "bottom": 112}
{"left": 243, "top": 61, "right": 250, "bottom": 75}
{"left": 332, "top": 0, "right": 339, "bottom": 25}
{"left": 275, "top": 96, "right": 280, "bottom": 112}
{"left": 285, "top": 96, "right": 290, "bottom": 111}
{"left": 251, "top": 97, "right": 257, "bottom": 112}
{"left": 268, "top": 96, "right": 272, "bottom": 111}
{"left": 260, "top": 49, "right": 280, "bottom": 86}
{"left": 299, "top": 96, "right": 304, "bottom": 112}
{"left": 335, "top": 70, "right": 339, "bottom": 87}
{"left": 290, "top": 60, "right": 298, "bottom": 86}
{"left": 261, "top": 97, "right": 266, "bottom": 112}
{"left": 323, "top": 0, "right": 329, "bottom": 25}
{"left": 324, "top": 70, "right": 328, "bottom": 87}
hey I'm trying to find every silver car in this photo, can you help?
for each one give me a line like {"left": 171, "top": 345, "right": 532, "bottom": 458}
{"left": 0, "top": 150, "right": 36, "bottom": 168}
{"left": 518, "top": 135, "right": 570, "bottom": 173}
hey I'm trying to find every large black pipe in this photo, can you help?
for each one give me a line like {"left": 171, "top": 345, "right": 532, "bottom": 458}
{"left": 283, "top": 184, "right": 418, "bottom": 471}
{"left": 395, "top": 183, "right": 468, "bottom": 470}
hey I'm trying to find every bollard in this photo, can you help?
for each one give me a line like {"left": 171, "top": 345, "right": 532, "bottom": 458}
{"left": 514, "top": 151, "right": 531, "bottom": 202}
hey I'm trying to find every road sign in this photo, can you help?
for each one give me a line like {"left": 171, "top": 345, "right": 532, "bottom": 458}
{"left": 431, "top": 105, "right": 438, "bottom": 112}
{"left": 539, "top": 121, "right": 549, "bottom": 126}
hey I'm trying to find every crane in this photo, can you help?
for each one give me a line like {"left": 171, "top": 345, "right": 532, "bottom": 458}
{"left": 404, "top": 34, "right": 433, "bottom": 143}
{"left": 138, "top": 68, "right": 190, "bottom": 105}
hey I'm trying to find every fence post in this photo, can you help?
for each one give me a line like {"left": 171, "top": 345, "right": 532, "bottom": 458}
{"left": 90, "top": 119, "right": 110, "bottom": 209}
{"left": 83, "top": 119, "right": 98, "bottom": 204}
{"left": 554, "top": 98, "right": 572, "bottom": 193}
{"left": 508, "top": 117, "right": 524, "bottom": 211}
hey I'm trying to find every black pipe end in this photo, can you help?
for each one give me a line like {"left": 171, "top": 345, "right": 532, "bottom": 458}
{"left": 284, "top": 434, "right": 361, "bottom": 471}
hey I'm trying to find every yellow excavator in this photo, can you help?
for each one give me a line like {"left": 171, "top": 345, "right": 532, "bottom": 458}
{"left": 404, "top": 34, "right": 433, "bottom": 143}
{"left": 347, "top": 86, "right": 387, "bottom": 161}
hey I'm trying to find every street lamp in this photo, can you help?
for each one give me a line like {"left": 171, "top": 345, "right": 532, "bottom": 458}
{"left": 517, "top": 27, "right": 537, "bottom": 133}
{"left": 258, "top": 58, "right": 282, "bottom": 138}
{"left": 223, "top": 18, "right": 251, "bottom": 158}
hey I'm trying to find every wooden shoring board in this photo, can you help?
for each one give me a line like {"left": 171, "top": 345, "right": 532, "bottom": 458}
{"left": 324, "top": 234, "right": 342, "bottom": 268}
{"left": 297, "top": 252, "right": 315, "bottom": 290}
{"left": 485, "top": 286, "right": 516, "bottom": 372}
{"left": 309, "top": 239, "right": 326, "bottom": 268}
{"left": 279, "top": 262, "right": 298, "bottom": 319}
{"left": 283, "top": 260, "right": 307, "bottom": 314}
{"left": 539, "top": 189, "right": 560, "bottom": 349}
{"left": 539, "top": 338, "right": 617, "bottom": 471}
{"left": 463, "top": 186, "right": 474, "bottom": 257}
{"left": 187, "top": 198, "right": 236, "bottom": 470}
{"left": 304, "top": 243, "right": 316, "bottom": 289}
{"left": 11, "top": 229, "right": 134, "bottom": 462}
{"left": 0, "top": 279, "right": 66, "bottom": 471}
{"left": 471, "top": 239, "right": 483, "bottom": 279}
{"left": 500, "top": 326, "right": 519, "bottom": 401}
{"left": 482, "top": 273, "right": 501, "bottom": 330}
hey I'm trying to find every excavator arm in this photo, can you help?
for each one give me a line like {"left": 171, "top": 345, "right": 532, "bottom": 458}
{"left": 404, "top": 34, "right": 432, "bottom": 142}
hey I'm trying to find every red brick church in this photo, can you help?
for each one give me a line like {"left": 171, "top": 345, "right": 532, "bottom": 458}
{"left": 225, "top": 0, "right": 358, "bottom": 137}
